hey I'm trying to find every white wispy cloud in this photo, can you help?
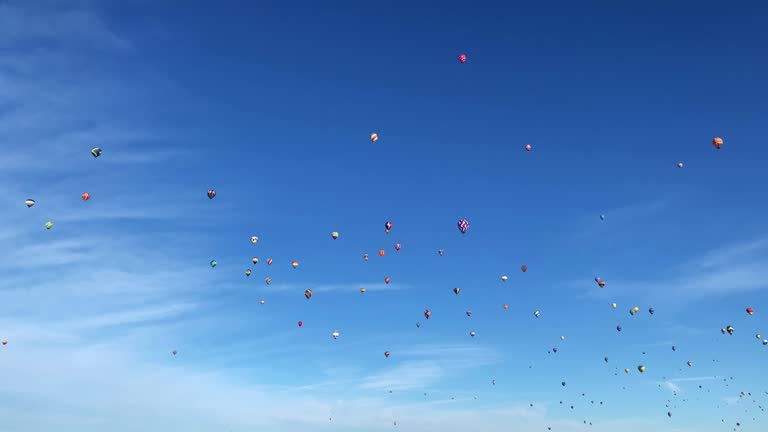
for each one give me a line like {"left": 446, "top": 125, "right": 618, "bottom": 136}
{"left": 361, "top": 361, "right": 445, "bottom": 391}
{"left": 359, "top": 344, "right": 501, "bottom": 392}
{"left": 268, "top": 282, "right": 410, "bottom": 294}
{"left": 583, "top": 236, "right": 768, "bottom": 301}
{"left": 669, "top": 376, "right": 719, "bottom": 383}
{"left": 660, "top": 380, "right": 682, "bottom": 394}
{"left": 0, "top": 2, "right": 131, "bottom": 51}
{"left": 571, "top": 198, "right": 670, "bottom": 240}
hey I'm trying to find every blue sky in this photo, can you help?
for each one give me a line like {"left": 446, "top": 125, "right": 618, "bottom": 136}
{"left": 1, "top": 0, "right": 767, "bottom": 431}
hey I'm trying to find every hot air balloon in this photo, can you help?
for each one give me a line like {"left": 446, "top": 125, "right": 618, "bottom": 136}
{"left": 534, "top": 310, "right": 541, "bottom": 318}
{"left": 561, "top": 381, "right": 566, "bottom": 386}
{"left": 265, "top": 277, "right": 272, "bottom": 285}
{"left": 553, "top": 347, "right": 558, "bottom": 353}
{"left": 207, "top": 189, "right": 216, "bottom": 199}
{"left": 1, "top": 340, "right": 6, "bottom": 345}
{"left": 371, "top": 133, "right": 379, "bottom": 143}
{"left": 331, "top": 232, "right": 339, "bottom": 239}
{"left": 631, "top": 306, "right": 640, "bottom": 315}
{"left": 395, "top": 243, "right": 401, "bottom": 251}
{"left": 304, "top": 289, "right": 313, "bottom": 299}
{"left": 600, "top": 214, "right": 605, "bottom": 220}
{"left": 81, "top": 192, "right": 90, "bottom": 201}
{"left": 252, "top": 257, "right": 259, "bottom": 264}
{"left": 746, "top": 307, "right": 755, "bottom": 315}
{"left": 453, "top": 287, "right": 460, "bottom": 295}
{"left": 687, "top": 361, "right": 693, "bottom": 367}
{"left": 668, "top": 411, "right": 672, "bottom": 418}
{"left": 611, "top": 303, "right": 617, "bottom": 309}
{"left": 595, "top": 277, "right": 606, "bottom": 288}
{"left": 763, "top": 339, "right": 767, "bottom": 346}
{"left": 501, "top": 275, "right": 508, "bottom": 281}
{"left": 363, "top": 254, "right": 369, "bottom": 261}
{"left": 521, "top": 265, "right": 528, "bottom": 273}
{"left": 332, "top": 330, "right": 340, "bottom": 339}
{"left": 713, "top": 137, "right": 724, "bottom": 149}
{"left": 245, "top": 269, "right": 251, "bottom": 276}
{"left": 638, "top": 365, "right": 646, "bottom": 373}
{"left": 259, "top": 299, "right": 265, "bottom": 305}
{"left": 384, "top": 351, "right": 390, "bottom": 358}
{"left": 379, "top": 250, "right": 386, "bottom": 257}
{"left": 458, "top": 54, "right": 467, "bottom": 63}
{"left": 756, "top": 334, "right": 762, "bottom": 339}
{"left": 677, "top": 162, "right": 684, "bottom": 168}
{"left": 503, "top": 303, "right": 509, "bottom": 310}
{"left": 298, "top": 321, "right": 303, "bottom": 327}
{"left": 210, "top": 260, "right": 217, "bottom": 268}
{"left": 172, "top": 350, "right": 177, "bottom": 356}
{"left": 525, "top": 144, "right": 532, "bottom": 152}
{"left": 604, "top": 357, "right": 609, "bottom": 363}
{"left": 292, "top": 260, "right": 299, "bottom": 268}
{"left": 616, "top": 325, "right": 622, "bottom": 332}
{"left": 360, "top": 287, "right": 366, "bottom": 293}
{"left": 457, "top": 218, "right": 469, "bottom": 234}
{"left": 251, "top": 236, "right": 259, "bottom": 244}
{"left": 466, "top": 310, "right": 472, "bottom": 317}
{"left": 416, "top": 322, "right": 421, "bottom": 328}
{"left": 625, "top": 368, "right": 630, "bottom": 374}
{"left": 727, "top": 325, "right": 734, "bottom": 335}
{"left": 384, "top": 276, "right": 391, "bottom": 284}
{"left": 424, "top": 309, "right": 431, "bottom": 319}
{"left": 385, "top": 221, "right": 392, "bottom": 233}
{"left": 438, "top": 249, "right": 444, "bottom": 256}
{"left": 45, "top": 221, "right": 53, "bottom": 230}
{"left": 91, "top": 147, "right": 102, "bottom": 158}
{"left": 469, "top": 331, "right": 476, "bottom": 337}
{"left": 672, "top": 345, "right": 677, "bottom": 351}
{"left": 649, "top": 307, "right": 655, "bottom": 315}
{"left": 25, "top": 199, "right": 35, "bottom": 207}
{"left": 264, "top": 258, "right": 272, "bottom": 265}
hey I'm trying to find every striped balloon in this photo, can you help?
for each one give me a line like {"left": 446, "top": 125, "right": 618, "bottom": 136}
{"left": 457, "top": 218, "right": 469, "bottom": 234}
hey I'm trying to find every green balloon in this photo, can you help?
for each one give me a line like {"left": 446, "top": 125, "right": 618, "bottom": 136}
{"left": 210, "top": 260, "right": 217, "bottom": 268}
{"left": 45, "top": 221, "right": 53, "bottom": 230}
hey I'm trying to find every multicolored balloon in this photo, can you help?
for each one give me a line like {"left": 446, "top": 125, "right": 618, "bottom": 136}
{"left": 25, "top": 199, "right": 35, "bottom": 207}
{"left": 457, "top": 218, "right": 469, "bottom": 234}
{"left": 207, "top": 189, "right": 216, "bottom": 199}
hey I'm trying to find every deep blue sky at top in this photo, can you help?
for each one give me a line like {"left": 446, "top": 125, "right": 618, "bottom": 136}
{"left": 10, "top": 0, "right": 767, "bottom": 428}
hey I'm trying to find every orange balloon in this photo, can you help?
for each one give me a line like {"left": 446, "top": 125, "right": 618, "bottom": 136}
{"left": 81, "top": 192, "right": 90, "bottom": 201}
{"left": 379, "top": 250, "right": 386, "bottom": 257}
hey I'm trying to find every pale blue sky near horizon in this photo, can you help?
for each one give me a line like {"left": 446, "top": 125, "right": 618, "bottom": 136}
{"left": 1, "top": 1, "right": 767, "bottom": 431}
